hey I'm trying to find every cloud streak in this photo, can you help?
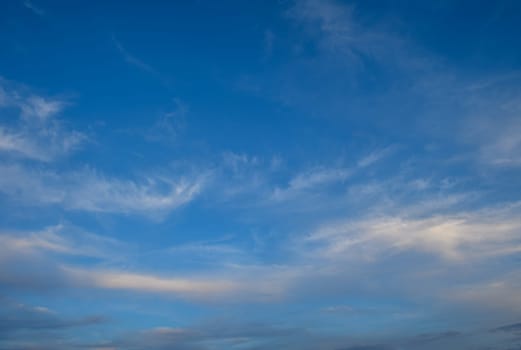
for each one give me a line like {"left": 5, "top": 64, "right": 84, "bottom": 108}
{"left": 0, "top": 164, "right": 205, "bottom": 217}
{"left": 305, "top": 203, "right": 521, "bottom": 261}
{"left": 23, "top": 0, "right": 45, "bottom": 16}
{"left": 112, "top": 35, "right": 158, "bottom": 75}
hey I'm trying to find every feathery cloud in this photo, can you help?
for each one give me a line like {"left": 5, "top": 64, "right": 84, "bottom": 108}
{"left": 0, "top": 78, "right": 84, "bottom": 161}
{"left": 0, "top": 164, "right": 205, "bottom": 217}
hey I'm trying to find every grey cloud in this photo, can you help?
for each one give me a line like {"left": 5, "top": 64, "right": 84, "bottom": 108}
{"left": 1, "top": 303, "right": 520, "bottom": 350}
{"left": 0, "top": 244, "right": 72, "bottom": 292}
{"left": 0, "top": 224, "right": 130, "bottom": 293}
{"left": 410, "top": 331, "right": 462, "bottom": 344}
{"left": 0, "top": 297, "right": 105, "bottom": 350}
{"left": 338, "top": 346, "right": 395, "bottom": 350}
{"left": 493, "top": 323, "right": 521, "bottom": 334}
{"left": 108, "top": 321, "right": 306, "bottom": 350}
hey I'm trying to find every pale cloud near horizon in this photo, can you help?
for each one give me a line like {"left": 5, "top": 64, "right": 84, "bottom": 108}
{"left": 2, "top": 222, "right": 520, "bottom": 348}
{"left": 448, "top": 270, "right": 521, "bottom": 313}
{"left": 65, "top": 268, "right": 243, "bottom": 300}
{"left": 1, "top": 195, "right": 520, "bottom": 307}
{"left": 0, "top": 224, "right": 294, "bottom": 301}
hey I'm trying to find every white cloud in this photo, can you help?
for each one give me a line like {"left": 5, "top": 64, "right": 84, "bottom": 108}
{"left": 0, "top": 78, "right": 84, "bottom": 161}
{"left": 269, "top": 148, "right": 393, "bottom": 202}
{"left": 0, "top": 224, "right": 128, "bottom": 266}
{"left": 289, "top": 167, "right": 351, "bottom": 191}
{"left": 0, "top": 124, "right": 85, "bottom": 162}
{"left": 288, "top": 0, "right": 411, "bottom": 68}
{"left": 0, "top": 164, "right": 205, "bottom": 217}
{"left": 268, "top": 166, "right": 350, "bottom": 203}
{"left": 305, "top": 202, "right": 521, "bottom": 261}
{"left": 0, "top": 78, "right": 66, "bottom": 120}
{"left": 66, "top": 168, "right": 204, "bottom": 215}
{"left": 356, "top": 146, "right": 396, "bottom": 168}
{"left": 20, "top": 95, "right": 66, "bottom": 121}
{"left": 0, "top": 78, "right": 200, "bottom": 217}
{"left": 65, "top": 268, "right": 241, "bottom": 300}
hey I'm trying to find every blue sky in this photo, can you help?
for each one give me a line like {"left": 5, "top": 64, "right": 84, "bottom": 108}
{"left": 1, "top": 0, "right": 521, "bottom": 349}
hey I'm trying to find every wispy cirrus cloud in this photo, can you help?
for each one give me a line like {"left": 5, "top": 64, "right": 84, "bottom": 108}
{"left": 0, "top": 78, "right": 85, "bottom": 162}
{"left": 22, "top": 0, "right": 45, "bottom": 16}
{"left": 0, "top": 125, "right": 85, "bottom": 162}
{"left": 0, "top": 163, "right": 206, "bottom": 217}
{"left": 0, "top": 224, "right": 127, "bottom": 260}
{"left": 0, "top": 78, "right": 67, "bottom": 121}
{"left": 112, "top": 34, "right": 158, "bottom": 75}
{"left": 0, "top": 78, "right": 201, "bottom": 218}
{"left": 270, "top": 146, "right": 396, "bottom": 202}
{"left": 145, "top": 98, "right": 187, "bottom": 144}
{"left": 270, "top": 166, "right": 351, "bottom": 201}
{"left": 255, "top": 0, "right": 521, "bottom": 173}
{"left": 213, "top": 147, "right": 394, "bottom": 209}
{"left": 2, "top": 142, "right": 512, "bottom": 311}
{"left": 304, "top": 203, "right": 521, "bottom": 261}
{"left": 1, "top": 1, "right": 520, "bottom": 349}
